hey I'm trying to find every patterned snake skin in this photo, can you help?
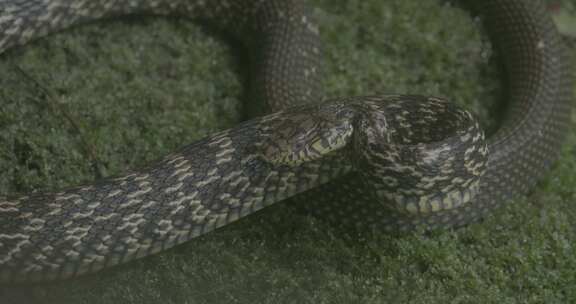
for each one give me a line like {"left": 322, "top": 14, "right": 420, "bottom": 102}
{"left": 0, "top": 0, "right": 572, "bottom": 283}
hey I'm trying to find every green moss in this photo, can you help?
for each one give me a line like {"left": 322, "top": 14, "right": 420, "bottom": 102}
{"left": 1, "top": 1, "right": 575, "bottom": 303}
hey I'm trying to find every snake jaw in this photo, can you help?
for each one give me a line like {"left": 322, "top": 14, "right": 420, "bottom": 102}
{"left": 351, "top": 95, "right": 489, "bottom": 216}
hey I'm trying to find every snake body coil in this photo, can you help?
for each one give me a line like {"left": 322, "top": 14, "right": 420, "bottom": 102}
{"left": 0, "top": 0, "right": 571, "bottom": 283}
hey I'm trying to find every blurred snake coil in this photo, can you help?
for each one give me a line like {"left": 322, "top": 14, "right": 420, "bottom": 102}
{"left": 0, "top": 0, "right": 572, "bottom": 283}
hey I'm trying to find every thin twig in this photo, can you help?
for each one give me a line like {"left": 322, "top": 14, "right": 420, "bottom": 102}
{"left": 12, "top": 64, "right": 106, "bottom": 179}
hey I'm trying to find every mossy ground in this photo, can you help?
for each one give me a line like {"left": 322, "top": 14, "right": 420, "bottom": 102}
{"left": 1, "top": 0, "right": 575, "bottom": 303}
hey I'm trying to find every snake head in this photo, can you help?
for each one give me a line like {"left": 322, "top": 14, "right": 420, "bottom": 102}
{"left": 258, "top": 103, "right": 355, "bottom": 166}
{"left": 352, "top": 95, "right": 488, "bottom": 216}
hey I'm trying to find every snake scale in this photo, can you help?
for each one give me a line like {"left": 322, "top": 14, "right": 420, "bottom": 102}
{"left": 0, "top": 0, "right": 571, "bottom": 283}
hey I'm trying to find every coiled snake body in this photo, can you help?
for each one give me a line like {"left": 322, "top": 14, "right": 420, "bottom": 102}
{"left": 0, "top": 0, "right": 571, "bottom": 283}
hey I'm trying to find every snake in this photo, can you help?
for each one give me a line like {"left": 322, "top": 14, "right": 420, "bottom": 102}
{"left": 0, "top": 0, "right": 571, "bottom": 283}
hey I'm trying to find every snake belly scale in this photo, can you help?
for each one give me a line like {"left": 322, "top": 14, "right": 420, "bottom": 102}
{"left": 0, "top": 0, "right": 571, "bottom": 283}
